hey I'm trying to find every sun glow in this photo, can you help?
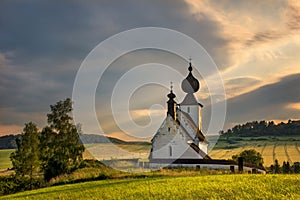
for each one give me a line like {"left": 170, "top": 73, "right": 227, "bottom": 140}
{"left": 287, "top": 102, "right": 300, "bottom": 110}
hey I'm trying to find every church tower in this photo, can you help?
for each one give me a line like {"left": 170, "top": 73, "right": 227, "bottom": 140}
{"left": 179, "top": 61, "right": 203, "bottom": 131}
{"left": 167, "top": 83, "right": 177, "bottom": 120}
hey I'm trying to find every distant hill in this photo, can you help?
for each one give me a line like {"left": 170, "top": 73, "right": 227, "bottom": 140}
{"left": 0, "top": 134, "right": 20, "bottom": 149}
{"left": 0, "top": 134, "right": 149, "bottom": 149}
{"left": 220, "top": 120, "right": 300, "bottom": 137}
{"left": 79, "top": 134, "right": 127, "bottom": 144}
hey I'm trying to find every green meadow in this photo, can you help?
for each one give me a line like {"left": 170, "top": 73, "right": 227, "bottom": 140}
{"left": 1, "top": 174, "right": 300, "bottom": 200}
{"left": 0, "top": 149, "right": 14, "bottom": 170}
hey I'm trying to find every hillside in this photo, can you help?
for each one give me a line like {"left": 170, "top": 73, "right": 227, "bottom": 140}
{"left": 209, "top": 120, "right": 300, "bottom": 166}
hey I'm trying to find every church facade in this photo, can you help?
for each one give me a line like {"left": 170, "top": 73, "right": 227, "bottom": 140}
{"left": 149, "top": 62, "right": 209, "bottom": 160}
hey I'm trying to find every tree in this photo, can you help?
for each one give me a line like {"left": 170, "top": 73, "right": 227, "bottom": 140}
{"left": 274, "top": 159, "right": 281, "bottom": 173}
{"left": 282, "top": 161, "right": 291, "bottom": 174}
{"left": 40, "top": 98, "right": 85, "bottom": 181}
{"left": 293, "top": 162, "right": 300, "bottom": 173}
{"left": 10, "top": 122, "right": 40, "bottom": 187}
{"left": 232, "top": 149, "right": 264, "bottom": 167}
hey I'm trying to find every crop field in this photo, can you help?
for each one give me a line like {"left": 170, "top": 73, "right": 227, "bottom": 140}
{"left": 1, "top": 174, "right": 300, "bottom": 199}
{"left": 209, "top": 143, "right": 300, "bottom": 166}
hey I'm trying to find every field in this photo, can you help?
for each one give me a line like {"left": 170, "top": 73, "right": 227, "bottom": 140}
{"left": 1, "top": 136, "right": 300, "bottom": 170}
{"left": 209, "top": 138, "right": 300, "bottom": 166}
{"left": 0, "top": 149, "right": 14, "bottom": 170}
{"left": 1, "top": 174, "right": 300, "bottom": 199}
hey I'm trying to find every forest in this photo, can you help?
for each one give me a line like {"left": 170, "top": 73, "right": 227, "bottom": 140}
{"left": 220, "top": 120, "right": 300, "bottom": 137}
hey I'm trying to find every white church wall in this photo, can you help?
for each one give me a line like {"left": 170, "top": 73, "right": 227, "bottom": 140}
{"left": 151, "top": 116, "right": 202, "bottom": 159}
{"left": 180, "top": 105, "right": 202, "bottom": 130}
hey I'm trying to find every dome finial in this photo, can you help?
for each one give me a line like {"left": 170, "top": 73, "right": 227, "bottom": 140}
{"left": 170, "top": 81, "right": 173, "bottom": 91}
{"left": 188, "top": 57, "right": 193, "bottom": 72}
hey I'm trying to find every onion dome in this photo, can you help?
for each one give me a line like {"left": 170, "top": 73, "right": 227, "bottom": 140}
{"left": 181, "top": 62, "right": 200, "bottom": 93}
{"left": 167, "top": 89, "right": 176, "bottom": 99}
{"left": 167, "top": 82, "right": 176, "bottom": 100}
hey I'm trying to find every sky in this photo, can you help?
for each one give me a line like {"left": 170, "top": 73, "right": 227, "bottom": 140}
{"left": 1, "top": 0, "right": 300, "bottom": 140}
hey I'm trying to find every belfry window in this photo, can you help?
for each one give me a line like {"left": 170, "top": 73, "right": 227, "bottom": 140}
{"left": 168, "top": 127, "right": 170, "bottom": 132}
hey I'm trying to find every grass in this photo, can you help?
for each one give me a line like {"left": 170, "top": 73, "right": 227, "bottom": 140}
{"left": 0, "top": 149, "right": 14, "bottom": 170}
{"left": 1, "top": 174, "right": 300, "bottom": 199}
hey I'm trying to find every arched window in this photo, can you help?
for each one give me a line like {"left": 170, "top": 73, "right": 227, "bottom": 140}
{"left": 168, "top": 127, "right": 170, "bottom": 132}
{"left": 169, "top": 146, "right": 172, "bottom": 157}
{"left": 187, "top": 107, "right": 190, "bottom": 113}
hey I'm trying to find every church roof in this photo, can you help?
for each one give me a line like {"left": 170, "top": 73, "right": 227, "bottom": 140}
{"left": 189, "top": 143, "right": 211, "bottom": 159}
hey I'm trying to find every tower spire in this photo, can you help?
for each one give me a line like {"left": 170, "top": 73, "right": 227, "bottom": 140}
{"left": 167, "top": 82, "right": 176, "bottom": 120}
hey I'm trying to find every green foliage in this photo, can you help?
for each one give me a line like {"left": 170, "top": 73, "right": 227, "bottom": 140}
{"left": 274, "top": 159, "right": 281, "bottom": 173}
{"left": 2, "top": 175, "right": 300, "bottom": 199}
{"left": 269, "top": 160, "right": 300, "bottom": 174}
{"left": 40, "top": 98, "right": 85, "bottom": 181}
{"left": 282, "top": 161, "right": 292, "bottom": 174}
{"left": 221, "top": 120, "right": 300, "bottom": 137}
{"left": 293, "top": 162, "right": 300, "bottom": 173}
{"left": 232, "top": 149, "right": 264, "bottom": 167}
{"left": 0, "top": 175, "right": 43, "bottom": 195}
{"left": 10, "top": 122, "right": 40, "bottom": 183}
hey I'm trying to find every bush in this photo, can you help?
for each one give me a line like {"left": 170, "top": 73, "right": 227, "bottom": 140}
{"left": 0, "top": 175, "right": 44, "bottom": 195}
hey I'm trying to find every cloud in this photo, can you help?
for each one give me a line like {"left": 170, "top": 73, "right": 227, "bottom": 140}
{"left": 286, "top": 102, "right": 300, "bottom": 110}
{"left": 225, "top": 77, "right": 262, "bottom": 98}
{"left": 0, "top": 0, "right": 300, "bottom": 140}
{"left": 225, "top": 73, "right": 300, "bottom": 127}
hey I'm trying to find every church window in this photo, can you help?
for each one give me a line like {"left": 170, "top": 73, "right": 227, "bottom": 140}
{"left": 187, "top": 107, "right": 190, "bottom": 113}
{"left": 168, "top": 127, "right": 170, "bottom": 132}
{"left": 169, "top": 146, "right": 172, "bottom": 156}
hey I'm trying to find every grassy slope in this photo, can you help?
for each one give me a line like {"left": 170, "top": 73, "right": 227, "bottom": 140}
{"left": 1, "top": 174, "right": 300, "bottom": 200}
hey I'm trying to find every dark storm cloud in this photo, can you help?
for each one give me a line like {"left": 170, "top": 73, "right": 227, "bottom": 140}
{"left": 226, "top": 73, "right": 300, "bottom": 125}
{"left": 202, "top": 73, "right": 300, "bottom": 133}
{"left": 0, "top": 0, "right": 232, "bottom": 130}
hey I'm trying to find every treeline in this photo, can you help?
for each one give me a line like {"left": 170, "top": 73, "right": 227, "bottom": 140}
{"left": 1, "top": 98, "right": 85, "bottom": 195}
{"left": 268, "top": 159, "right": 300, "bottom": 174}
{"left": 220, "top": 120, "right": 300, "bottom": 137}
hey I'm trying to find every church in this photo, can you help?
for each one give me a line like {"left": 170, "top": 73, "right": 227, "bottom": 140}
{"left": 148, "top": 61, "right": 265, "bottom": 174}
{"left": 149, "top": 61, "right": 210, "bottom": 161}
